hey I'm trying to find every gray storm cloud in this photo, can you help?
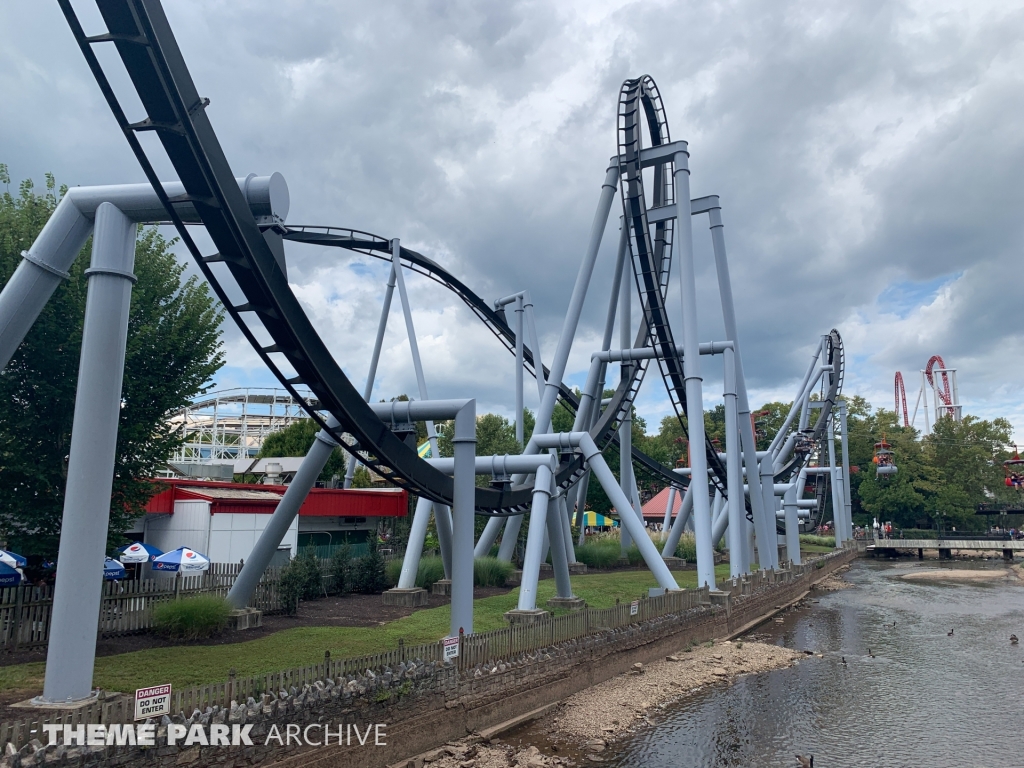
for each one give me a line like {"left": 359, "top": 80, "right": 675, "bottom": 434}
{"left": 2, "top": 0, "right": 1023, "bottom": 434}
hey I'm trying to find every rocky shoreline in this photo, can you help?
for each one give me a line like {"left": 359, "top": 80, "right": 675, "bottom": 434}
{"left": 396, "top": 640, "right": 804, "bottom": 768}
{"left": 811, "top": 563, "right": 853, "bottom": 591}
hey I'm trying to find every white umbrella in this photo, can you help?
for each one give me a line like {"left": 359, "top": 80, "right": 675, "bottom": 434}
{"left": 152, "top": 547, "right": 211, "bottom": 573}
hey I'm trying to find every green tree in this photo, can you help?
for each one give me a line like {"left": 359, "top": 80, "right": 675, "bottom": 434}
{"left": 257, "top": 417, "right": 350, "bottom": 482}
{"left": 0, "top": 169, "right": 224, "bottom": 558}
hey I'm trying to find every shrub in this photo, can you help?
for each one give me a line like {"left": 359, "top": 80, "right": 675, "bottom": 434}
{"left": 279, "top": 552, "right": 323, "bottom": 614}
{"left": 474, "top": 557, "right": 513, "bottom": 587}
{"left": 351, "top": 538, "right": 389, "bottom": 594}
{"left": 896, "top": 528, "right": 939, "bottom": 539}
{"left": 575, "top": 540, "right": 621, "bottom": 568}
{"left": 329, "top": 544, "right": 351, "bottom": 594}
{"left": 153, "top": 595, "right": 230, "bottom": 640}
{"left": 385, "top": 557, "right": 403, "bottom": 587}
{"left": 674, "top": 533, "right": 697, "bottom": 562}
{"left": 626, "top": 544, "right": 644, "bottom": 566}
{"left": 799, "top": 534, "right": 835, "bottom": 548}
{"left": 416, "top": 556, "right": 447, "bottom": 589}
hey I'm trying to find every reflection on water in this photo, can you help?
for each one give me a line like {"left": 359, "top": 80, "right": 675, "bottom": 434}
{"left": 608, "top": 559, "right": 1024, "bottom": 768}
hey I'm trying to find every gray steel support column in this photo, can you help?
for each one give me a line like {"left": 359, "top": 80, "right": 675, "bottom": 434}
{"left": 783, "top": 485, "right": 801, "bottom": 565}
{"left": 433, "top": 502, "right": 454, "bottom": 579}
{"left": 618, "top": 241, "right": 634, "bottom": 554}
{"left": 746, "top": 518, "right": 756, "bottom": 571}
{"left": 558, "top": 493, "right": 577, "bottom": 564}
{"left": 0, "top": 176, "right": 286, "bottom": 374}
{"left": 724, "top": 347, "right": 746, "bottom": 576}
{"left": 397, "top": 497, "right": 433, "bottom": 589}
{"left": 547, "top": 494, "right": 574, "bottom": 599}
{"left": 476, "top": 512, "right": 504, "bottom": 559}
{"left": 227, "top": 418, "right": 340, "bottom": 608}
{"left": 839, "top": 400, "right": 854, "bottom": 541}
{"left": 530, "top": 164, "right": 620, "bottom": 442}
{"left": 514, "top": 295, "right": 525, "bottom": 446}
{"left": 662, "top": 483, "right": 694, "bottom": 557}
{"left": 578, "top": 444, "right": 678, "bottom": 590}
{"left": 0, "top": 197, "right": 91, "bottom": 371}
{"left": 826, "top": 418, "right": 843, "bottom": 547}
{"left": 663, "top": 487, "right": 677, "bottom": 534}
{"left": 706, "top": 201, "right": 772, "bottom": 572}
{"left": 391, "top": 239, "right": 454, "bottom": 575}
{"left": 345, "top": 264, "right": 397, "bottom": 488}
{"left": 496, "top": 512, "right": 523, "bottom": 562}
{"left": 478, "top": 279, "right": 544, "bottom": 563}
{"left": 769, "top": 346, "right": 822, "bottom": 456}
{"left": 487, "top": 164, "right": 618, "bottom": 563}
{"left": 711, "top": 490, "right": 726, "bottom": 541}
{"left": 673, "top": 148, "right": 715, "bottom": 590}
{"left": 712, "top": 505, "right": 729, "bottom": 556}
{"left": 450, "top": 400, "right": 477, "bottom": 636}
{"left": 516, "top": 464, "right": 554, "bottom": 611}
{"left": 42, "top": 203, "right": 137, "bottom": 703}
{"left": 758, "top": 457, "right": 780, "bottom": 569}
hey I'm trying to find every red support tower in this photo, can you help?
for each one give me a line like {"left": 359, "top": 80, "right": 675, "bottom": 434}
{"left": 895, "top": 372, "right": 910, "bottom": 427}
{"left": 925, "top": 355, "right": 956, "bottom": 419}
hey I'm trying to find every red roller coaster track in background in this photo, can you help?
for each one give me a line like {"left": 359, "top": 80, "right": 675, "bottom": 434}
{"left": 895, "top": 372, "right": 910, "bottom": 426}
{"left": 925, "top": 355, "right": 956, "bottom": 418}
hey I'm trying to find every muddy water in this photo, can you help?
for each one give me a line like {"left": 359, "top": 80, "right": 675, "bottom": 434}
{"left": 604, "top": 559, "right": 1024, "bottom": 767}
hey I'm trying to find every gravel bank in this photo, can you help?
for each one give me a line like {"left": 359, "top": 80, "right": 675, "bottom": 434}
{"left": 811, "top": 564, "right": 852, "bottom": 591}
{"left": 548, "top": 640, "right": 802, "bottom": 744}
{"left": 396, "top": 641, "right": 805, "bottom": 768}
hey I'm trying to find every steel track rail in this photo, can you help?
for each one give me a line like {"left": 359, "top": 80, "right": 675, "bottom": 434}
{"left": 616, "top": 76, "right": 733, "bottom": 496}
{"left": 281, "top": 226, "right": 687, "bottom": 491}
{"left": 60, "top": 0, "right": 685, "bottom": 517}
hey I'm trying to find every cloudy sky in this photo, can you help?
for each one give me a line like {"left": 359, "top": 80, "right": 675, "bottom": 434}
{"left": 4, "top": 0, "right": 1024, "bottom": 439}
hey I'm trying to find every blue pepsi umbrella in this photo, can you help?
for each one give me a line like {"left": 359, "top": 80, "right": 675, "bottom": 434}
{"left": 103, "top": 558, "right": 126, "bottom": 580}
{"left": 119, "top": 542, "right": 163, "bottom": 563}
{"left": 0, "top": 562, "right": 22, "bottom": 587}
{"left": 0, "top": 550, "right": 26, "bottom": 568}
{"left": 152, "top": 547, "right": 210, "bottom": 573}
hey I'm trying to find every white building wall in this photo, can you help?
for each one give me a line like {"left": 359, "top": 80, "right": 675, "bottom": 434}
{"left": 145, "top": 503, "right": 299, "bottom": 563}
{"left": 208, "top": 513, "right": 298, "bottom": 563}
{"left": 144, "top": 500, "right": 212, "bottom": 555}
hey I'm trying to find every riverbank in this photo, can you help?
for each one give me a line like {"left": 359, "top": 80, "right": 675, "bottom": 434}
{"left": 387, "top": 642, "right": 805, "bottom": 768}
{"left": 900, "top": 568, "right": 1019, "bottom": 583}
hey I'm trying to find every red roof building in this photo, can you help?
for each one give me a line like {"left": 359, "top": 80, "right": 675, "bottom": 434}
{"left": 133, "top": 479, "right": 407, "bottom": 563}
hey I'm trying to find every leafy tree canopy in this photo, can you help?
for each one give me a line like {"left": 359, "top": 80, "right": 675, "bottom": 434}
{"left": 0, "top": 169, "right": 224, "bottom": 558}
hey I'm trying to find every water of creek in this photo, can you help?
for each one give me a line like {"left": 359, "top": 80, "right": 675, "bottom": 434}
{"left": 604, "top": 558, "right": 1024, "bottom": 768}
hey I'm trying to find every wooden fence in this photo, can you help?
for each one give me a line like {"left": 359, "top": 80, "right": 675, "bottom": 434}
{"left": 0, "top": 549, "right": 852, "bottom": 750}
{"left": 0, "top": 546, "right": 406, "bottom": 652}
{"left": 0, "top": 564, "right": 285, "bottom": 651}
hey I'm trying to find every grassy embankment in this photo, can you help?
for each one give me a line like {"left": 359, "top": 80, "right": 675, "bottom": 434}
{"left": 0, "top": 566, "right": 732, "bottom": 697}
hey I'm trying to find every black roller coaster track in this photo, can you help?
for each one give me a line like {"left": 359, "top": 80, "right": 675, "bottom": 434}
{"left": 280, "top": 225, "right": 684, "bottom": 491}
{"left": 58, "top": 0, "right": 691, "bottom": 517}
{"left": 59, "top": 0, "right": 841, "bottom": 524}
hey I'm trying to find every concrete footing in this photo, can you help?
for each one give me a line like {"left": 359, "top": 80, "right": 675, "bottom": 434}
{"left": 504, "top": 608, "right": 549, "bottom": 624}
{"left": 226, "top": 607, "right": 263, "bottom": 630}
{"left": 506, "top": 571, "right": 523, "bottom": 587}
{"left": 383, "top": 588, "right": 430, "bottom": 607}
{"left": 546, "top": 596, "right": 586, "bottom": 611}
{"left": 430, "top": 580, "right": 451, "bottom": 596}
{"left": 661, "top": 556, "right": 687, "bottom": 571}
{"left": 567, "top": 563, "right": 588, "bottom": 575}
{"left": 539, "top": 563, "right": 553, "bottom": 576}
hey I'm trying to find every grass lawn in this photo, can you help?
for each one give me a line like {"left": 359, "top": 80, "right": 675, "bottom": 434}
{"left": 0, "top": 566, "right": 731, "bottom": 697}
{"left": 801, "top": 544, "right": 834, "bottom": 554}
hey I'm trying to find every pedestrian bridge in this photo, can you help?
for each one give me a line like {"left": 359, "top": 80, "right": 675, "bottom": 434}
{"left": 868, "top": 538, "right": 1024, "bottom": 559}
